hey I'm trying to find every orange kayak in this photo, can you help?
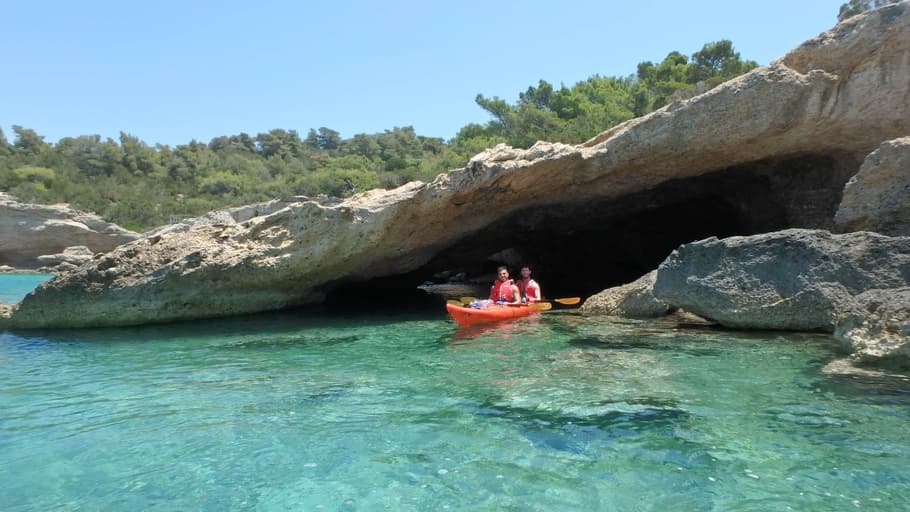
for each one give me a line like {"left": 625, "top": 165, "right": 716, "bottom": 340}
{"left": 446, "top": 303, "right": 540, "bottom": 327}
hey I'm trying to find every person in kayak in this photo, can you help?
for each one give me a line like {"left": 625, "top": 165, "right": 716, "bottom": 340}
{"left": 517, "top": 265, "right": 542, "bottom": 303}
{"left": 489, "top": 266, "right": 521, "bottom": 304}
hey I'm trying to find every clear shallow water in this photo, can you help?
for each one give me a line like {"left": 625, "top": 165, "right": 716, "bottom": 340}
{"left": 1, "top": 306, "right": 909, "bottom": 511}
{"left": 0, "top": 273, "right": 53, "bottom": 303}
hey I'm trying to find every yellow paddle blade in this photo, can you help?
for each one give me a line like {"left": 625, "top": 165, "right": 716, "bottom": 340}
{"left": 447, "top": 299, "right": 463, "bottom": 306}
{"left": 532, "top": 302, "right": 552, "bottom": 311}
{"left": 460, "top": 296, "right": 479, "bottom": 305}
{"left": 554, "top": 297, "right": 581, "bottom": 305}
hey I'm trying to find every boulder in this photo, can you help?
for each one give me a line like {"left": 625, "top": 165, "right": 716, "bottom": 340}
{"left": 835, "top": 137, "right": 910, "bottom": 236}
{"left": 4, "top": 5, "right": 910, "bottom": 328}
{"left": 652, "top": 229, "right": 910, "bottom": 331}
{"left": 580, "top": 271, "right": 671, "bottom": 318}
{"left": 0, "top": 193, "right": 138, "bottom": 269}
{"left": 834, "top": 287, "right": 910, "bottom": 365}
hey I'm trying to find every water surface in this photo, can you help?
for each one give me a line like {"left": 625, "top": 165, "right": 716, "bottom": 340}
{"left": 0, "top": 273, "right": 53, "bottom": 303}
{"left": 1, "top": 298, "right": 909, "bottom": 510}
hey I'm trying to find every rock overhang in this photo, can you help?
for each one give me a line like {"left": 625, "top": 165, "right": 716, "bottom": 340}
{"left": 3, "top": 4, "right": 910, "bottom": 328}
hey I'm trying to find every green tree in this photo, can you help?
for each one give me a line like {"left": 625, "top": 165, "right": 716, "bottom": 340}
{"left": 12, "top": 166, "right": 56, "bottom": 186}
{"left": 208, "top": 133, "right": 257, "bottom": 153}
{"left": 256, "top": 129, "right": 304, "bottom": 158}
{"left": 838, "top": 0, "right": 899, "bottom": 21}
{"left": 316, "top": 127, "right": 341, "bottom": 151}
{"left": 0, "top": 127, "right": 10, "bottom": 155}
{"left": 11, "top": 126, "right": 49, "bottom": 155}
{"left": 688, "top": 40, "right": 757, "bottom": 84}
{"left": 199, "top": 170, "right": 247, "bottom": 196}
{"left": 57, "top": 135, "right": 122, "bottom": 176}
{"left": 120, "top": 132, "right": 164, "bottom": 176}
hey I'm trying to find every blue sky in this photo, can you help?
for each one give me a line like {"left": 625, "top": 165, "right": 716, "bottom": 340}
{"left": 2, "top": 0, "right": 846, "bottom": 147}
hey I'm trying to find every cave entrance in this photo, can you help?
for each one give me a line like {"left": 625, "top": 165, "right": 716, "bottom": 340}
{"left": 422, "top": 193, "right": 749, "bottom": 300}
{"left": 324, "top": 193, "right": 748, "bottom": 310}
{"left": 324, "top": 151, "right": 858, "bottom": 309}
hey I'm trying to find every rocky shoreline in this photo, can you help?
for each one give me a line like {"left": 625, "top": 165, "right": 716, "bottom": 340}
{"left": 582, "top": 229, "right": 910, "bottom": 365}
{"left": 1, "top": 5, "right": 909, "bottom": 367}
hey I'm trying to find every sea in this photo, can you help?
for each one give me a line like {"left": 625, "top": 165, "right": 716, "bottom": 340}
{"left": 1, "top": 274, "right": 909, "bottom": 510}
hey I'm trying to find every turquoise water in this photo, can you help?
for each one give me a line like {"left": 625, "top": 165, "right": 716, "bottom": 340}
{"left": 0, "top": 273, "right": 53, "bottom": 303}
{"left": 1, "top": 295, "right": 909, "bottom": 510}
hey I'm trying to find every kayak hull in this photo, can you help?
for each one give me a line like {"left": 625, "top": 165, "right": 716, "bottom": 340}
{"left": 446, "top": 303, "right": 540, "bottom": 327}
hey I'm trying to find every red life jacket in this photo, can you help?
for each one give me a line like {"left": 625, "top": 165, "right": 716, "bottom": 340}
{"left": 517, "top": 278, "right": 540, "bottom": 301}
{"left": 490, "top": 279, "right": 515, "bottom": 302}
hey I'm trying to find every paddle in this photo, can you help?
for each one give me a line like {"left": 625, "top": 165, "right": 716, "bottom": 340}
{"left": 458, "top": 296, "right": 572, "bottom": 310}
{"left": 447, "top": 299, "right": 464, "bottom": 306}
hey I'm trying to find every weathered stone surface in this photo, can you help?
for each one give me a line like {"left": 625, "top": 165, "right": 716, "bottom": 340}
{"left": 0, "top": 193, "right": 138, "bottom": 269}
{"left": 149, "top": 199, "right": 290, "bottom": 236}
{"left": 580, "top": 271, "right": 671, "bottom": 318}
{"left": 35, "top": 246, "right": 95, "bottom": 268}
{"left": 834, "top": 287, "right": 910, "bottom": 365}
{"left": 652, "top": 229, "right": 910, "bottom": 330}
{"left": 835, "top": 137, "right": 910, "bottom": 236}
{"left": 4, "top": 5, "right": 910, "bottom": 328}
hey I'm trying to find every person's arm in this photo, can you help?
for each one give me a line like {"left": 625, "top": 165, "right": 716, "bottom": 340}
{"left": 532, "top": 282, "right": 542, "bottom": 302}
{"left": 510, "top": 284, "right": 521, "bottom": 304}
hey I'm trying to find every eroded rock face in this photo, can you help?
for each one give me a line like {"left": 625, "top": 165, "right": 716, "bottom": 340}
{"left": 652, "top": 229, "right": 910, "bottom": 362}
{"left": 579, "top": 271, "right": 671, "bottom": 318}
{"left": 3, "top": 5, "right": 910, "bottom": 328}
{"left": 835, "top": 287, "right": 910, "bottom": 365}
{"left": 35, "top": 246, "right": 95, "bottom": 269}
{"left": 835, "top": 137, "right": 910, "bottom": 236}
{"left": 0, "top": 193, "right": 138, "bottom": 269}
{"left": 148, "top": 199, "right": 291, "bottom": 236}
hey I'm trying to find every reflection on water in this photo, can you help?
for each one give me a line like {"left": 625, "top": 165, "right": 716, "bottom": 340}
{"left": 1, "top": 307, "right": 909, "bottom": 510}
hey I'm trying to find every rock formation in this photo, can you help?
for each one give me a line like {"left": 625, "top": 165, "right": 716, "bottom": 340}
{"left": 835, "top": 137, "right": 910, "bottom": 236}
{"left": 651, "top": 229, "right": 910, "bottom": 364}
{"left": 651, "top": 229, "right": 907, "bottom": 331}
{"left": 3, "top": 4, "right": 910, "bottom": 329}
{"left": 835, "top": 287, "right": 910, "bottom": 363}
{"left": 0, "top": 193, "right": 138, "bottom": 270}
{"left": 579, "top": 271, "right": 671, "bottom": 318}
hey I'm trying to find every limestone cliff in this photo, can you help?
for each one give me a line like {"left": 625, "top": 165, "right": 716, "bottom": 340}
{"left": 3, "top": 4, "right": 910, "bottom": 328}
{"left": 835, "top": 137, "right": 910, "bottom": 236}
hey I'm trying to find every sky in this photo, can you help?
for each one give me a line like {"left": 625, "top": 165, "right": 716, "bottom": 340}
{"left": 2, "top": 0, "right": 848, "bottom": 147}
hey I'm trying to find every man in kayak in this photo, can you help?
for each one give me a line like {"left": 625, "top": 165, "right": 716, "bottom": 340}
{"left": 517, "top": 265, "right": 542, "bottom": 303}
{"left": 489, "top": 266, "right": 521, "bottom": 304}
